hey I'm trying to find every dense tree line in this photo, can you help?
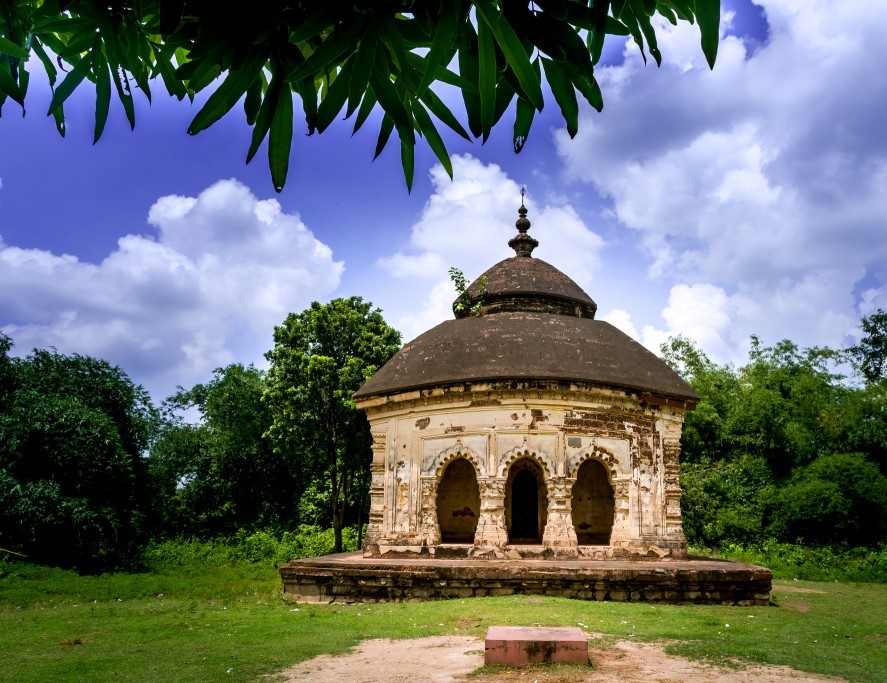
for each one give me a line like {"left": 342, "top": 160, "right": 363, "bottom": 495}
{"left": 2, "top": 306, "right": 885, "bottom": 572}
{"left": 665, "top": 312, "right": 887, "bottom": 549}
{"left": 0, "top": 297, "right": 399, "bottom": 571}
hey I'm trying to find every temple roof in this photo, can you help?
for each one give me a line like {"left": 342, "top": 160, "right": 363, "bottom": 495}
{"left": 355, "top": 199, "right": 698, "bottom": 404}
{"left": 353, "top": 312, "right": 699, "bottom": 401}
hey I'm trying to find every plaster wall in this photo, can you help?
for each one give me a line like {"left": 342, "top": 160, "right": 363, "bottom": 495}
{"left": 358, "top": 381, "right": 691, "bottom": 560}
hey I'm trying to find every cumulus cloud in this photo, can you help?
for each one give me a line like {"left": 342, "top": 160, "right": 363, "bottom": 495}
{"left": 0, "top": 179, "right": 342, "bottom": 399}
{"left": 376, "top": 155, "right": 606, "bottom": 341}
{"left": 555, "top": 0, "right": 887, "bottom": 362}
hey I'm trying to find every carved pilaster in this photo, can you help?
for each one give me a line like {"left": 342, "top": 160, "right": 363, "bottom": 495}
{"left": 363, "top": 429, "right": 387, "bottom": 553}
{"left": 418, "top": 477, "right": 441, "bottom": 545}
{"left": 542, "top": 478, "right": 578, "bottom": 548}
{"left": 474, "top": 478, "right": 508, "bottom": 547}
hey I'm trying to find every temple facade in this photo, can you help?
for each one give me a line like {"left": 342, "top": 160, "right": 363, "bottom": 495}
{"left": 353, "top": 203, "right": 699, "bottom": 560}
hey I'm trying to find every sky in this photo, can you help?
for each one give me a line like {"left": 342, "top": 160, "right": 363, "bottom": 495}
{"left": 1, "top": 0, "right": 886, "bottom": 402}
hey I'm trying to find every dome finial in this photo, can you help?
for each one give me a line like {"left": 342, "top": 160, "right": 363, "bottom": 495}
{"left": 509, "top": 186, "right": 538, "bottom": 257}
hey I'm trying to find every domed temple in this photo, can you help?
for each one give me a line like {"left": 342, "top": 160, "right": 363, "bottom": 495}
{"left": 353, "top": 201, "right": 698, "bottom": 560}
{"left": 280, "top": 200, "right": 771, "bottom": 605}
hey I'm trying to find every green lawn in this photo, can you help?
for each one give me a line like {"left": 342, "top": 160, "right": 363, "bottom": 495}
{"left": 2, "top": 561, "right": 885, "bottom": 682}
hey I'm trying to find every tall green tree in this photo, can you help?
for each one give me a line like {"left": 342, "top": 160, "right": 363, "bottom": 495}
{"left": 264, "top": 297, "right": 401, "bottom": 552}
{"left": 149, "top": 363, "right": 297, "bottom": 537}
{"left": 0, "top": 1, "right": 720, "bottom": 191}
{"left": 0, "top": 337, "right": 158, "bottom": 571}
{"left": 850, "top": 308, "right": 887, "bottom": 385}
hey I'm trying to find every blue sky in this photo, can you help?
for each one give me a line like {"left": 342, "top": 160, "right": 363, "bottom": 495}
{"left": 2, "top": 1, "right": 885, "bottom": 401}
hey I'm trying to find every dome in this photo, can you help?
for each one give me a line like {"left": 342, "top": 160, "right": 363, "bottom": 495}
{"left": 355, "top": 201, "right": 697, "bottom": 404}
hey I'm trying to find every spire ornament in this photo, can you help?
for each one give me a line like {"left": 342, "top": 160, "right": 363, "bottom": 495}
{"left": 508, "top": 187, "right": 538, "bottom": 257}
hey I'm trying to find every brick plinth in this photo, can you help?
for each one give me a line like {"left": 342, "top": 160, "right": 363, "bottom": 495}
{"left": 485, "top": 626, "right": 588, "bottom": 666}
{"left": 279, "top": 553, "right": 772, "bottom": 606}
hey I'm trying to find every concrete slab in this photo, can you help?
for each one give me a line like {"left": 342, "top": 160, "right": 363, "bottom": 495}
{"left": 485, "top": 626, "right": 588, "bottom": 666}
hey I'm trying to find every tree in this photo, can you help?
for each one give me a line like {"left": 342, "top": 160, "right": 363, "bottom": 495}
{"left": 0, "top": 1, "right": 720, "bottom": 191}
{"left": 850, "top": 309, "right": 887, "bottom": 384}
{"left": 149, "top": 363, "right": 299, "bottom": 537}
{"left": 264, "top": 297, "right": 401, "bottom": 552}
{"left": 0, "top": 339, "right": 158, "bottom": 571}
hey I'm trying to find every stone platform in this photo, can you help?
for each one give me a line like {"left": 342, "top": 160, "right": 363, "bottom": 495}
{"left": 279, "top": 552, "right": 772, "bottom": 606}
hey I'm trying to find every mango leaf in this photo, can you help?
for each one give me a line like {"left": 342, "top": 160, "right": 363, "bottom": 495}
{"left": 188, "top": 49, "right": 267, "bottom": 134}
{"left": 412, "top": 101, "right": 452, "bottom": 178}
{"left": 352, "top": 87, "right": 377, "bottom": 135}
{"left": 0, "top": 61, "right": 24, "bottom": 106}
{"left": 629, "top": 0, "right": 662, "bottom": 66}
{"left": 30, "top": 38, "right": 58, "bottom": 88}
{"left": 269, "top": 83, "right": 294, "bottom": 192}
{"left": 374, "top": 113, "right": 394, "bottom": 159}
{"left": 51, "top": 101, "right": 66, "bottom": 137}
{"left": 111, "top": 61, "right": 136, "bottom": 129}
{"left": 562, "top": 62, "right": 603, "bottom": 112}
{"left": 400, "top": 137, "right": 415, "bottom": 192}
{"left": 542, "top": 57, "right": 578, "bottom": 138}
{"left": 458, "top": 23, "right": 482, "bottom": 138}
{"left": 246, "top": 72, "right": 279, "bottom": 164}
{"left": 474, "top": 0, "right": 544, "bottom": 111}
{"left": 0, "top": 36, "right": 27, "bottom": 60}
{"left": 369, "top": 61, "right": 413, "bottom": 145}
{"left": 316, "top": 68, "right": 351, "bottom": 133}
{"left": 417, "top": 0, "right": 459, "bottom": 96}
{"left": 696, "top": 0, "right": 720, "bottom": 68}
{"left": 419, "top": 88, "right": 470, "bottom": 140}
{"left": 93, "top": 44, "right": 112, "bottom": 143}
{"left": 244, "top": 75, "right": 263, "bottom": 125}
{"left": 347, "top": 36, "right": 377, "bottom": 118}
{"left": 287, "top": 21, "right": 362, "bottom": 82}
{"left": 513, "top": 95, "right": 534, "bottom": 153}
{"left": 47, "top": 54, "right": 91, "bottom": 115}
{"left": 476, "top": 16, "right": 496, "bottom": 141}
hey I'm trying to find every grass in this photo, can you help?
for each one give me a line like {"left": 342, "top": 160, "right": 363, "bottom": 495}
{"left": 2, "top": 559, "right": 886, "bottom": 683}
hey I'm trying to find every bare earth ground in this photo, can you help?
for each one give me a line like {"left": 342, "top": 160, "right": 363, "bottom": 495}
{"left": 274, "top": 633, "right": 844, "bottom": 683}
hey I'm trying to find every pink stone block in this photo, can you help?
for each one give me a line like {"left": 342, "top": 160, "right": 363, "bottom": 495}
{"left": 484, "top": 626, "right": 588, "bottom": 666}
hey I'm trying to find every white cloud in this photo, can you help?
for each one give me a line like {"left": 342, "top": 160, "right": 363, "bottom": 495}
{"left": 554, "top": 0, "right": 887, "bottom": 361}
{"left": 376, "top": 155, "right": 606, "bottom": 341}
{"left": 0, "top": 179, "right": 342, "bottom": 399}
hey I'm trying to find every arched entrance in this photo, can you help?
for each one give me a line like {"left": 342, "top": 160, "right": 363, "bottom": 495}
{"left": 571, "top": 459, "right": 615, "bottom": 544}
{"left": 436, "top": 458, "right": 480, "bottom": 543}
{"left": 505, "top": 458, "right": 548, "bottom": 544}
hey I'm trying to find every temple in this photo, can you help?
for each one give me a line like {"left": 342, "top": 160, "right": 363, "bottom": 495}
{"left": 353, "top": 199, "right": 699, "bottom": 560}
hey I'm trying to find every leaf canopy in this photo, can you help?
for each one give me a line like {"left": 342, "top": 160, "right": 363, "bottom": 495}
{"left": 0, "top": 0, "right": 720, "bottom": 191}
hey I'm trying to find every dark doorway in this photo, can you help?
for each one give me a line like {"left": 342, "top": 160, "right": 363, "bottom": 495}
{"left": 571, "top": 459, "right": 615, "bottom": 544}
{"left": 436, "top": 458, "right": 480, "bottom": 543}
{"left": 505, "top": 458, "right": 548, "bottom": 544}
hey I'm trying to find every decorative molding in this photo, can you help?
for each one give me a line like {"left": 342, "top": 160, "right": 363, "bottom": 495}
{"left": 568, "top": 444, "right": 620, "bottom": 479}
{"left": 497, "top": 437, "right": 554, "bottom": 478}
{"left": 429, "top": 438, "right": 486, "bottom": 478}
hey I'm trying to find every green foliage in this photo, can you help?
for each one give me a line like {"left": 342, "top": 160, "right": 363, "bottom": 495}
{"left": 149, "top": 364, "right": 299, "bottom": 538}
{"left": 850, "top": 308, "right": 887, "bottom": 384}
{"left": 0, "top": 1, "right": 720, "bottom": 191}
{"left": 710, "top": 541, "right": 887, "bottom": 583}
{"left": 763, "top": 453, "right": 887, "bottom": 547}
{"left": 0, "top": 341, "right": 158, "bottom": 572}
{"left": 450, "top": 266, "right": 486, "bottom": 316}
{"left": 264, "top": 297, "right": 401, "bottom": 552}
{"left": 665, "top": 328, "right": 887, "bottom": 550}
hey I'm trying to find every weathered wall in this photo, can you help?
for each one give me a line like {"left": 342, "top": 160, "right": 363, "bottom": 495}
{"left": 358, "top": 380, "right": 692, "bottom": 560}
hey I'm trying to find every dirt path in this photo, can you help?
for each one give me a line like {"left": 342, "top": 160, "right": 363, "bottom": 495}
{"left": 274, "top": 635, "right": 844, "bottom": 683}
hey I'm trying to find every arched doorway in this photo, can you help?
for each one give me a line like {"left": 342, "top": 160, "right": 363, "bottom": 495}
{"left": 436, "top": 458, "right": 480, "bottom": 543}
{"left": 571, "top": 459, "right": 615, "bottom": 544}
{"left": 505, "top": 458, "right": 548, "bottom": 544}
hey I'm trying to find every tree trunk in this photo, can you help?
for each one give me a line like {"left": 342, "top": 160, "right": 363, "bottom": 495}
{"left": 333, "top": 507, "right": 343, "bottom": 553}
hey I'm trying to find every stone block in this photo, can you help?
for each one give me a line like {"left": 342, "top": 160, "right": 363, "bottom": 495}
{"left": 485, "top": 626, "right": 588, "bottom": 666}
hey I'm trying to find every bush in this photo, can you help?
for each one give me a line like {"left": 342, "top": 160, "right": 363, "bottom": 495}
{"left": 764, "top": 453, "right": 887, "bottom": 546}
{"left": 143, "top": 526, "right": 359, "bottom": 569}
{"left": 709, "top": 541, "right": 887, "bottom": 583}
